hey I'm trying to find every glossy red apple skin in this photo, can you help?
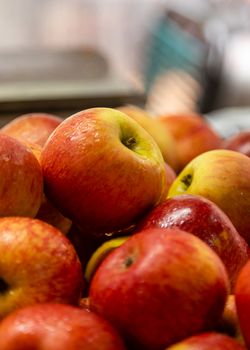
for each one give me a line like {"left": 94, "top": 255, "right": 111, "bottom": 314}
{"left": 137, "top": 194, "right": 249, "bottom": 288}
{"left": 89, "top": 228, "right": 229, "bottom": 350}
{"left": 235, "top": 260, "right": 250, "bottom": 348}
{"left": 0, "top": 134, "right": 43, "bottom": 218}
{"left": 159, "top": 113, "right": 222, "bottom": 173}
{"left": 166, "top": 332, "right": 246, "bottom": 350}
{"left": 0, "top": 217, "right": 84, "bottom": 319}
{"left": 1, "top": 113, "right": 63, "bottom": 147}
{"left": 0, "top": 303, "right": 127, "bottom": 350}
{"left": 223, "top": 130, "right": 250, "bottom": 157}
{"left": 41, "top": 108, "right": 167, "bottom": 238}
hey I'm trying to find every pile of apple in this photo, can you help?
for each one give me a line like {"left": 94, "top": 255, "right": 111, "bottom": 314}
{"left": 0, "top": 106, "right": 250, "bottom": 349}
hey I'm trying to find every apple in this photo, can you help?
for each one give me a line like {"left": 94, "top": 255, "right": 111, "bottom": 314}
{"left": 117, "top": 105, "right": 179, "bottom": 171}
{"left": 20, "top": 140, "right": 72, "bottom": 234}
{"left": 41, "top": 107, "right": 168, "bottom": 238}
{"left": 159, "top": 113, "right": 222, "bottom": 173}
{"left": 235, "top": 259, "right": 250, "bottom": 348}
{"left": 1, "top": 112, "right": 63, "bottom": 147}
{"left": 165, "top": 332, "right": 246, "bottom": 350}
{"left": 0, "top": 134, "right": 43, "bottom": 218}
{"left": 222, "top": 130, "right": 250, "bottom": 158}
{"left": 168, "top": 149, "right": 250, "bottom": 245}
{"left": 89, "top": 228, "right": 229, "bottom": 350}
{"left": 137, "top": 194, "right": 248, "bottom": 288}
{"left": 0, "top": 303, "right": 127, "bottom": 350}
{"left": 215, "top": 295, "right": 244, "bottom": 343}
{"left": 0, "top": 217, "right": 83, "bottom": 319}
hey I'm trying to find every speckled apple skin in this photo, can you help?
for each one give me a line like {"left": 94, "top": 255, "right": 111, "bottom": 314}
{"left": 0, "top": 217, "right": 84, "bottom": 319}
{"left": 165, "top": 332, "right": 246, "bottom": 350}
{"left": 137, "top": 194, "right": 249, "bottom": 288}
{"left": 0, "top": 303, "right": 127, "bottom": 350}
{"left": 235, "top": 260, "right": 250, "bottom": 348}
{"left": 89, "top": 228, "right": 229, "bottom": 350}
{"left": 1, "top": 113, "right": 63, "bottom": 147}
{"left": 0, "top": 134, "right": 43, "bottom": 218}
{"left": 41, "top": 108, "right": 167, "bottom": 236}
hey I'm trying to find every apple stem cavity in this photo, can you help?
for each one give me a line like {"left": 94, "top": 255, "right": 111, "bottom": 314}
{"left": 181, "top": 174, "right": 193, "bottom": 188}
{"left": 122, "top": 136, "right": 137, "bottom": 150}
{"left": 124, "top": 256, "right": 135, "bottom": 268}
{"left": 0, "top": 278, "right": 9, "bottom": 294}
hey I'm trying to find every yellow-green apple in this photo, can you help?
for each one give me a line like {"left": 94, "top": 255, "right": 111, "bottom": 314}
{"left": 118, "top": 105, "right": 179, "bottom": 171}
{"left": 222, "top": 130, "right": 250, "bottom": 158}
{"left": 41, "top": 107, "right": 168, "bottom": 238}
{"left": 215, "top": 295, "right": 244, "bottom": 343}
{"left": 85, "top": 236, "right": 129, "bottom": 282}
{"left": 235, "top": 260, "right": 250, "bottom": 348}
{"left": 0, "top": 303, "right": 127, "bottom": 350}
{"left": 0, "top": 217, "right": 83, "bottom": 319}
{"left": 89, "top": 228, "right": 229, "bottom": 350}
{"left": 1, "top": 112, "right": 63, "bottom": 147}
{"left": 159, "top": 113, "right": 222, "bottom": 173}
{"left": 165, "top": 332, "right": 246, "bottom": 350}
{"left": 168, "top": 149, "right": 250, "bottom": 244}
{"left": 137, "top": 194, "right": 248, "bottom": 288}
{"left": 0, "top": 134, "right": 43, "bottom": 218}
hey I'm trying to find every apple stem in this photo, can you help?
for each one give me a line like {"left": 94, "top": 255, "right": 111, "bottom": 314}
{"left": 0, "top": 278, "right": 9, "bottom": 294}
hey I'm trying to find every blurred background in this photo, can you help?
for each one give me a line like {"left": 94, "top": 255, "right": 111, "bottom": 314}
{"left": 1, "top": 0, "right": 250, "bottom": 128}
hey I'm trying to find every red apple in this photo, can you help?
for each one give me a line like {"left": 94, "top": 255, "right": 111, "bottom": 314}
{"left": 0, "top": 134, "right": 43, "bottom": 218}
{"left": 41, "top": 107, "right": 168, "bottom": 238}
{"left": 235, "top": 260, "right": 250, "bottom": 348}
{"left": 1, "top": 112, "right": 63, "bottom": 147}
{"left": 159, "top": 113, "right": 222, "bottom": 173}
{"left": 137, "top": 194, "right": 248, "bottom": 288}
{"left": 165, "top": 332, "right": 246, "bottom": 349}
{"left": 222, "top": 130, "right": 250, "bottom": 157}
{"left": 0, "top": 217, "right": 83, "bottom": 319}
{"left": 89, "top": 228, "right": 229, "bottom": 350}
{"left": 0, "top": 303, "right": 127, "bottom": 350}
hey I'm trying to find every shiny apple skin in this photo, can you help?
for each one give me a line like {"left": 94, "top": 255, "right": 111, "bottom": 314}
{"left": 0, "top": 304, "right": 127, "bottom": 350}
{"left": 0, "top": 217, "right": 84, "bottom": 319}
{"left": 89, "top": 228, "right": 229, "bottom": 350}
{"left": 137, "top": 194, "right": 249, "bottom": 288}
{"left": 41, "top": 108, "right": 167, "bottom": 237}
{"left": 165, "top": 332, "right": 246, "bottom": 350}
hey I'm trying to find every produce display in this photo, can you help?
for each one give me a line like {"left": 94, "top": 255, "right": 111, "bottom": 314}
{"left": 0, "top": 106, "right": 250, "bottom": 349}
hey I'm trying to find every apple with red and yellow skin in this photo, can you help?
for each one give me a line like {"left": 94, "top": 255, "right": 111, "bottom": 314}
{"left": 0, "top": 134, "right": 43, "bottom": 218}
{"left": 222, "top": 130, "right": 250, "bottom": 158}
{"left": 235, "top": 260, "right": 250, "bottom": 348}
{"left": 41, "top": 107, "right": 168, "bottom": 238}
{"left": 165, "top": 332, "right": 246, "bottom": 350}
{"left": 137, "top": 194, "right": 248, "bottom": 288}
{"left": 118, "top": 105, "right": 179, "bottom": 171}
{"left": 0, "top": 304, "right": 127, "bottom": 350}
{"left": 159, "top": 113, "right": 222, "bottom": 173}
{"left": 1, "top": 112, "right": 63, "bottom": 147}
{"left": 89, "top": 228, "right": 229, "bottom": 350}
{"left": 0, "top": 217, "right": 83, "bottom": 319}
{"left": 168, "top": 149, "right": 250, "bottom": 245}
